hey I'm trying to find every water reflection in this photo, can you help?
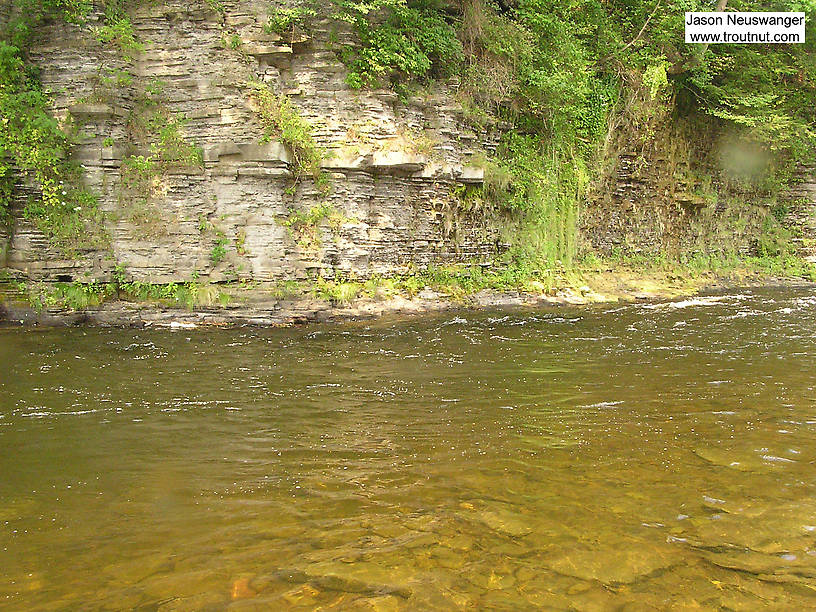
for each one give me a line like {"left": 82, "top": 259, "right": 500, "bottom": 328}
{"left": 1, "top": 288, "right": 816, "bottom": 609}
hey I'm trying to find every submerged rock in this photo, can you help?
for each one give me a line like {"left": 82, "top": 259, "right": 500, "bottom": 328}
{"left": 692, "top": 447, "right": 794, "bottom": 472}
{"left": 261, "top": 562, "right": 413, "bottom": 600}
{"left": 353, "top": 594, "right": 402, "bottom": 611}
{"left": 475, "top": 509, "right": 532, "bottom": 538}
{"left": 684, "top": 496, "right": 816, "bottom": 574}
{"left": 545, "top": 543, "right": 677, "bottom": 585}
{"left": 702, "top": 549, "right": 816, "bottom": 581}
{"left": 157, "top": 591, "right": 228, "bottom": 611}
{"left": 140, "top": 569, "right": 222, "bottom": 600}
{"left": 230, "top": 577, "right": 256, "bottom": 600}
{"left": 280, "top": 583, "right": 320, "bottom": 607}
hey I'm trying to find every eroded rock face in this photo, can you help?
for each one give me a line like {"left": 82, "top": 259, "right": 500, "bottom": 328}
{"left": 784, "top": 164, "right": 816, "bottom": 263}
{"left": 6, "top": 1, "right": 500, "bottom": 284}
{"left": 581, "top": 138, "right": 816, "bottom": 259}
{"left": 0, "top": 225, "right": 8, "bottom": 269}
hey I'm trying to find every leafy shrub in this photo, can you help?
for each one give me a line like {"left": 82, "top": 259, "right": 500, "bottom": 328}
{"left": 339, "top": 2, "right": 463, "bottom": 90}
{"left": 93, "top": 0, "right": 142, "bottom": 59}
{"left": 265, "top": 7, "right": 317, "bottom": 36}
{"left": 246, "top": 80, "right": 326, "bottom": 187}
{"left": 210, "top": 237, "right": 228, "bottom": 265}
{"left": 0, "top": 39, "right": 106, "bottom": 254}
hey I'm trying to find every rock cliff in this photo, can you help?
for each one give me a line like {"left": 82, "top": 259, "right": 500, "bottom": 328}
{"left": 2, "top": 1, "right": 814, "bottom": 287}
{"left": 4, "top": 1, "right": 500, "bottom": 284}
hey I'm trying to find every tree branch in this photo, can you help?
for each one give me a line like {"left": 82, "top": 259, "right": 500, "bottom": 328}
{"left": 599, "top": 0, "right": 662, "bottom": 64}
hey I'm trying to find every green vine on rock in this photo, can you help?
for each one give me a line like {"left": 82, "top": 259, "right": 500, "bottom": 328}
{"left": 119, "top": 82, "right": 204, "bottom": 233}
{"left": 335, "top": 0, "right": 463, "bottom": 91}
{"left": 93, "top": 0, "right": 142, "bottom": 60}
{"left": 246, "top": 80, "right": 329, "bottom": 193}
{"left": 0, "top": 1, "right": 107, "bottom": 255}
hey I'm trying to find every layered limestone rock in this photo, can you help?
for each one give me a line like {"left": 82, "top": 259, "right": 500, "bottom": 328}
{"left": 582, "top": 147, "right": 763, "bottom": 257}
{"left": 580, "top": 121, "right": 815, "bottom": 258}
{"left": 784, "top": 164, "right": 816, "bottom": 262}
{"left": 6, "top": 1, "right": 501, "bottom": 283}
{"left": 6, "top": 2, "right": 812, "bottom": 283}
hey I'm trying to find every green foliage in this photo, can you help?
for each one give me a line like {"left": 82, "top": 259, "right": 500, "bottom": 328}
{"left": 198, "top": 216, "right": 231, "bottom": 268}
{"left": 594, "top": 248, "right": 816, "bottom": 283}
{"left": 94, "top": 18, "right": 141, "bottom": 59}
{"left": 338, "top": 0, "right": 813, "bottom": 271}
{"left": 455, "top": 0, "right": 617, "bottom": 268}
{"left": 643, "top": 60, "right": 670, "bottom": 101}
{"left": 338, "top": 1, "right": 463, "bottom": 90}
{"left": 756, "top": 215, "right": 795, "bottom": 258}
{"left": 128, "top": 85, "right": 204, "bottom": 170}
{"left": 119, "top": 84, "right": 203, "bottom": 224}
{"left": 121, "top": 155, "right": 156, "bottom": 189}
{"left": 270, "top": 279, "right": 302, "bottom": 299}
{"left": 372, "top": 263, "right": 568, "bottom": 301}
{"left": 111, "top": 265, "right": 232, "bottom": 309}
{"left": 304, "top": 262, "right": 573, "bottom": 305}
{"left": 246, "top": 80, "right": 327, "bottom": 189}
{"left": 0, "top": 163, "right": 13, "bottom": 223}
{"left": 0, "top": 35, "right": 105, "bottom": 253}
{"left": 235, "top": 229, "right": 247, "bottom": 255}
{"left": 2, "top": 0, "right": 814, "bottom": 281}
{"left": 0, "top": 1, "right": 110, "bottom": 252}
{"left": 630, "top": 0, "right": 815, "bottom": 156}
{"left": 205, "top": 0, "right": 226, "bottom": 18}
{"left": 210, "top": 237, "right": 228, "bottom": 265}
{"left": 93, "top": 0, "right": 142, "bottom": 59}
{"left": 265, "top": 6, "right": 317, "bottom": 36}
{"left": 312, "top": 277, "right": 362, "bottom": 305}
{"left": 198, "top": 214, "right": 214, "bottom": 233}
{"left": 223, "top": 32, "right": 243, "bottom": 50}
{"left": 465, "top": 135, "right": 586, "bottom": 268}
{"left": 152, "top": 117, "right": 204, "bottom": 168}
{"left": 1, "top": 0, "right": 90, "bottom": 49}
{"left": 282, "top": 203, "right": 335, "bottom": 250}
{"left": 17, "top": 279, "right": 114, "bottom": 311}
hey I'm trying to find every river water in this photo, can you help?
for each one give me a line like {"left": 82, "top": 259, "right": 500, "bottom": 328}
{"left": 2, "top": 288, "right": 816, "bottom": 610}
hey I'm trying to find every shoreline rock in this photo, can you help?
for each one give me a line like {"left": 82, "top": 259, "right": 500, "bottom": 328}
{"left": 0, "top": 275, "right": 812, "bottom": 329}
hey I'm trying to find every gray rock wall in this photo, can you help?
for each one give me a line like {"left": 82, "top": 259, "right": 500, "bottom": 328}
{"left": 582, "top": 147, "right": 788, "bottom": 259}
{"left": 5, "top": 1, "right": 500, "bottom": 283}
{"left": 784, "top": 164, "right": 816, "bottom": 262}
{"left": 6, "top": 1, "right": 812, "bottom": 281}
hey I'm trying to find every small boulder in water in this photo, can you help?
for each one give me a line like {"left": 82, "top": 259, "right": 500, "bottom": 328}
{"left": 231, "top": 577, "right": 256, "bottom": 600}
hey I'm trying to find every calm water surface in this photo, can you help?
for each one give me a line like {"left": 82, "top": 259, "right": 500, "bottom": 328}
{"left": 2, "top": 288, "right": 816, "bottom": 610}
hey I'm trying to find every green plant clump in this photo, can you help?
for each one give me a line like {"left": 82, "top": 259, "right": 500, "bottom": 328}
{"left": 93, "top": 0, "right": 142, "bottom": 59}
{"left": 338, "top": 1, "right": 464, "bottom": 91}
{"left": 15, "top": 279, "right": 113, "bottom": 311}
{"left": 210, "top": 237, "right": 228, "bottom": 265}
{"left": 265, "top": 7, "right": 317, "bottom": 37}
{"left": 246, "top": 80, "right": 328, "bottom": 190}
{"left": 26, "top": 265, "right": 236, "bottom": 311}
{"left": 282, "top": 203, "right": 336, "bottom": 251}
{"left": 119, "top": 83, "right": 204, "bottom": 226}
{"left": 0, "top": 1, "right": 107, "bottom": 254}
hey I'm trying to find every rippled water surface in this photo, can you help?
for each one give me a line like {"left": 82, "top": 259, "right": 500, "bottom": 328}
{"left": 2, "top": 288, "right": 816, "bottom": 610}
